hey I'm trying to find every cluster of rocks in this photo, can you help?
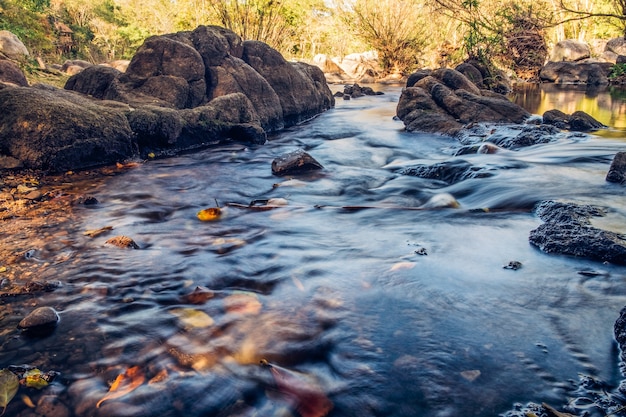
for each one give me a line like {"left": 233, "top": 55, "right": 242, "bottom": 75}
{"left": 395, "top": 67, "right": 625, "bottom": 265}
{"left": 0, "top": 26, "right": 334, "bottom": 172}
{"left": 396, "top": 68, "right": 530, "bottom": 136}
{"left": 333, "top": 83, "right": 383, "bottom": 100}
{"left": 538, "top": 38, "right": 626, "bottom": 85}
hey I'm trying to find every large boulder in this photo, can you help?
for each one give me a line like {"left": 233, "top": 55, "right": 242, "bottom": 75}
{"left": 0, "top": 86, "right": 135, "bottom": 171}
{"left": 550, "top": 39, "right": 591, "bottom": 62}
{"left": 0, "top": 59, "right": 28, "bottom": 86}
{"left": 539, "top": 61, "right": 612, "bottom": 85}
{"left": 65, "top": 25, "right": 333, "bottom": 134}
{"left": 242, "top": 40, "right": 334, "bottom": 126}
{"left": 396, "top": 68, "right": 530, "bottom": 135}
{"left": 0, "top": 26, "right": 335, "bottom": 172}
{"left": 529, "top": 200, "right": 626, "bottom": 265}
{"left": 0, "top": 30, "right": 29, "bottom": 60}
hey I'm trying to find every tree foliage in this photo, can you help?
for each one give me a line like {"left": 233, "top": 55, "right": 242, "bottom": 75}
{"left": 1, "top": 0, "right": 625, "bottom": 77}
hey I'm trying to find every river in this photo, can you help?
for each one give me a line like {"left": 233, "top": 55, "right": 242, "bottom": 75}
{"left": 1, "top": 83, "right": 626, "bottom": 417}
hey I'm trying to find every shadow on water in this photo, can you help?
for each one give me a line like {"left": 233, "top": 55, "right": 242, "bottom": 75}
{"left": 1, "top": 85, "right": 626, "bottom": 417}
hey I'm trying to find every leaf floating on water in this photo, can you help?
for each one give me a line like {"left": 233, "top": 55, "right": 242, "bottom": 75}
{"left": 0, "top": 369, "right": 19, "bottom": 416}
{"left": 84, "top": 226, "right": 113, "bottom": 238}
{"left": 181, "top": 286, "right": 214, "bottom": 305}
{"left": 224, "top": 292, "right": 262, "bottom": 315}
{"left": 22, "top": 369, "right": 49, "bottom": 389}
{"left": 96, "top": 366, "right": 145, "bottom": 408}
{"left": 390, "top": 262, "right": 416, "bottom": 271}
{"left": 169, "top": 308, "right": 214, "bottom": 328}
{"left": 261, "top": 360, "right": 333, "bottom": 417}
{"left": 197, "top": 207, "right": 222, "bottom": 221}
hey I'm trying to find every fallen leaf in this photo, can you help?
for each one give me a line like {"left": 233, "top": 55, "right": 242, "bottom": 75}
{"left": 224, "top": 293, "right": 262, "bottom": 315}
{"left": 22, "top": 369, "right": 49, "bottom": 389}
{"left": 0, "top": 369, "right": 19, "bottom": 416}
{"left": 96, "top": 366, "right": 145, "bottom": 408}
{"left": 21, "top": 394, "right": 35, "bottom": 408}
{"left": 84, "top": 226, "right": 113, "bottom": 238}
{"left": 262, "top": 360, "right": 333, "bottom": 417}
{"left": 169, "top": 308, "right": 214, "bottom": 328}
{"left": 197, "top": 207, "right": 222, "bottom": 221}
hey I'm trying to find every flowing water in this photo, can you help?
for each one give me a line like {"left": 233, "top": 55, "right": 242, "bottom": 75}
{"left": 2, "top": 85, "right": 626, "bottom": 417}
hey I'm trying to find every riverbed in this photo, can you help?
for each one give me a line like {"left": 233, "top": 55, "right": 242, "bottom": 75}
{"left": 1, "top": 84, "right": 626, "bottom": 417}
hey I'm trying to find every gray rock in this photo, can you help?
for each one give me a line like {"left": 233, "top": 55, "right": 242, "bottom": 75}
{"left": 551, "top": 39, "right": 591, "bottom": 62}
{"left": 0, "top": 86, "right": 135, "bottom": 172}
{"left": 396, "top": 69, "right": 529, "bottom": 135}
{"left": 0, "top": 59, "right": 28, "bottom": 86}
{"left": 272, "top": 149, "right": 323, "bottom": 176}
{"left": 606, "top": 151, "right": 626, "bottom": 184}
{"left": 529, "top": 200, "right": 626, "bottom": 265}
{"left": 0, "top": 30, "right": 29, "bottom": 60}
{"left": 539, "top": 61, "right": 612, "bottom": 85}
{"left": 399, "top": 159, "right": 493, "bottom": 184}
{"left": 18, "top": 306, "right": 59, "bottom": 329}
{"left": 543, "top": 109, "right": 605, "bottom": 131}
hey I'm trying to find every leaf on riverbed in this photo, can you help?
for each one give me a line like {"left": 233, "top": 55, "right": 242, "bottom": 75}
{"left": 22, "top": 369, "right": 49, "bottom": 389}
{"left": 0, "top": 369, "right": 19, "bottom": 416}
{"left": 197, "top": 207, "right": 222, "bottom": 221}
{"left": 96, "top": 366, "right": 145, "bottom": 408}
{"left": 224, "top": 292, "right": 262, "bottom": 315}
{"left": 261, "top": 360, "right": 333, "bottom": 417}
{"left": 84, "top": 226, "right": 113, "bottom": 238}
{"left": 170, "top": 308, "right": 214, "bottom": 328}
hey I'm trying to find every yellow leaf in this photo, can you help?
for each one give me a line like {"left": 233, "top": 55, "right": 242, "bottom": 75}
{"left": 197, "top": 207, "right": 222, "bottom": 221}
{"left": 96, "top": 366, "right": 145, "bottom": 408}
{"left": 169, "top": 308, "right": 214, "bottom": 328}
{"left": 22, "top": 369, "right": 49, "bottom": 389}
{"left": 147, "top": 152, "right": 156, "bottom": 159}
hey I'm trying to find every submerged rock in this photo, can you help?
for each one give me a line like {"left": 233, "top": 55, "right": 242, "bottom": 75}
{"left": 529, "top": 200, "right": 626, "bottom": 264}
{"left": 18, "top": 306, "right": 59, "bottom": 330}
{"left": 606, "top": 151, "right": 626, "bottom": 184}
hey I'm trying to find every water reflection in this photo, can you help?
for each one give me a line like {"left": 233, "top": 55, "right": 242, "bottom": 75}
{"left": 510, "top": 83, "right": 626, "bottom": 130}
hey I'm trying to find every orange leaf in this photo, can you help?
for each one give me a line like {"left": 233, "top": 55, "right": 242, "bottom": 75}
{"left": 96, "top": 366, "right": 145, "bottom": 408}
{"left": 197, "top": 207, "right": 222, "bottom": 221}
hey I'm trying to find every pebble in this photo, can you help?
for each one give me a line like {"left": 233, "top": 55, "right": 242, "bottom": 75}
{"left": 18, "top": 306, "right": 60, "bottom": 330}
